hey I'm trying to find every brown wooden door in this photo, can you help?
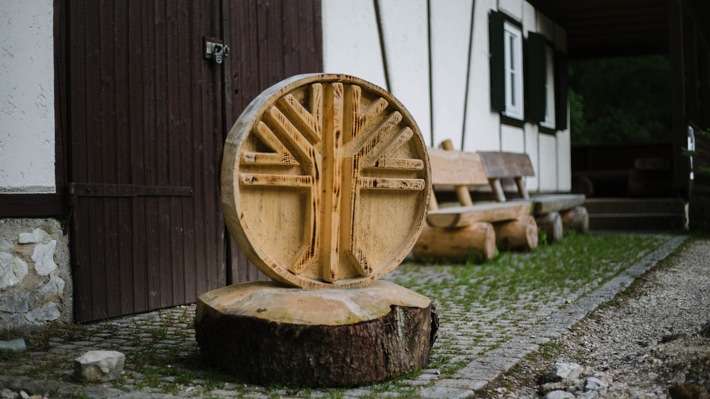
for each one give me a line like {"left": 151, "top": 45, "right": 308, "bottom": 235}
{"left": 65, "top": 0, "right": 322, "bottom": 322}
{"left": 221, "top": 0, "right": 323, "bottom": 283}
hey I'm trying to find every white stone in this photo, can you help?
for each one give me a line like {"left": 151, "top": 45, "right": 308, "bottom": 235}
{"left": 31, "top": 240, "right": 56, "bottom": 276}
{"left": 545, "top": 391, "right": 575, "bottom": 399}
{"left": 73, "top": 350, "right": 126, "bottom": 381}
{"left": 585, "top": 376, "right": 608, "bottom": 391}
{"left": 0, "top": 338, "right": 26, "bottom": 352}
{"left": 25, "top": 302, "right": 60, "bottom": 322}
{"left": 0, "top": 291, "right": 29, "bottom": 313}
{"left": 18, "top": 228, "right": 48, "bottom": 244}
{"left": 548, "top": 362, "right": 585, "bottom": 381}
{"left": 39, "top": 275, "right": 65, "bottom": 299}
{"left": 0, "top": 252, "right": 28, "bottom": 289}
{"left": 0, "top": 238, "right": 12, "bottom": 251}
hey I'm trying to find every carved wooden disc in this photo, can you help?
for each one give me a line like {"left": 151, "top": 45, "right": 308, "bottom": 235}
{"left": 221, "top": 74, "right": 431, "bottom": 288}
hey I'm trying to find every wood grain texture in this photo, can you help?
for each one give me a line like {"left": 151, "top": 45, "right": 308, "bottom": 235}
{"left": 493, "top": 215, "right": 539, "bottom": 251}
{"left": 412, "top": 223, "right": 496, "bottom": 261}
{"left": 195, "top": 280, "right": 436, "bottom": 387}
{"left": 478, "top": 151, "right": 535, "bottom": 179}
{"left": 426, "top": 202, "right": 532, "bottom": 228}
{"left": 531, "top": 194, "right": 586, "bottom": 214}
{"left": 536, "top": 212, "right": 563, "bottom": 244}
{"left": 428, "top": 148, "right": 488, "bottom": 186}
{"left": 560, "top": 206, "right": 590, "bottom": 234}
{"left": 221, "top": 74, "right": 431, "bottom": 288}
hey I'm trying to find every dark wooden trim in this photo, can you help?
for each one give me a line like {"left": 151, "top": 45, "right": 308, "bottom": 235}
{"left": 668, "top": 0, "right": 689, "bottom": 196}
{"left": 554, "top": 50, "right": 568, "bottom": 131}
{"left": 500, "top": 114, "right": 525, "bottom": 128}
{"left": 373, "top": 0, "right": 391, "bottom": 92}
{"left": 54, "top": 0, "right": 69, "bottom": 196}
{"left": 0, "top": 194, "right": 67, "bottom": 218}
{"left": 525, "top": 32, "right": 547, "bottom": 124}
{"left": 69, "top": 183, "right": 193, "bottom": 197}
{"left": 489, "top": 10, "right": 505, "bottom": 114}
{"left": 460, "top": 0, "right": 476, "bottom": 149}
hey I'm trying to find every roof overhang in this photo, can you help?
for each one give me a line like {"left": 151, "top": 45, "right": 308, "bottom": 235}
{"left": 528, "top": 0, "right": 710, "bottom": 59}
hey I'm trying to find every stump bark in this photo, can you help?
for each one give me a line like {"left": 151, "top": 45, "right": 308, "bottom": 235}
{"left": 413, "top": 222, "right": 496, "bottom": 262}
{"left": 195, "top": 281, "right": 437, "bottom": 387}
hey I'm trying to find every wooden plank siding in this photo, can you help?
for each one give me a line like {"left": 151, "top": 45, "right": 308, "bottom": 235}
{"left": 65, "top": 0, "right": 322, "bottom": 322}
{"left": 67, "top": 0, "right": 226, "bottom": 322}
{"left": 221, "top": 0, "right": 323, "bottom": 284}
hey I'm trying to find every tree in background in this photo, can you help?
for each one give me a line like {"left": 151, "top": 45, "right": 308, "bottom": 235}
{"left": 569, "top": 55, "right": 672, "bottom": 146}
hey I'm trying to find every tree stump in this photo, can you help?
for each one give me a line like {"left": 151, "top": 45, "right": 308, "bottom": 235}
{"left": 536, "top": 212, "right": 563, "bottom": 244}
{"left": 413, "top": 222, "right": 496, "bottom": 262}
{"left": 493, "top": 215, "right": 538, "bottom": 251}
{"left": 195, "top": 281, "right": 437, "bottom": 387}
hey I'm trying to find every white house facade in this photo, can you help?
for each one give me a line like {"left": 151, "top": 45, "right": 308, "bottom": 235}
{"left": 322, "top": 0, "right": 571, "bottom": 193}
{"left": 0, "top": 0, "right": 571, "bottom": 328}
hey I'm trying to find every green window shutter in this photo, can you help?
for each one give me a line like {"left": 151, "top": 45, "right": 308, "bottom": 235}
{"left": 526, "top": 32, "right": 546, "bottom": 123}
{"left": 555, "top": 50, "right": 569, "bottom": 130}
{"left": 489, "top": 11, "right": 505, "bottom": 113}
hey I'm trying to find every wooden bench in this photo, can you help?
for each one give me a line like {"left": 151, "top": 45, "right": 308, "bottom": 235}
{"left": 413, "top": 141, "right": 538, "bottom": 262}
{"left": 477, "top": 151, "right": 589, "bottom": 243}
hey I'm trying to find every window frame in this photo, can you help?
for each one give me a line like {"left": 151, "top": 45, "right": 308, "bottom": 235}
{"left": 489, "top": 11, "right": 525, "bottom": 126}
{"left": 539, "top": 43, "right": 556, "bottom": 130}
{"left": 502, "top": 21, "right": 524, "bottom": 121}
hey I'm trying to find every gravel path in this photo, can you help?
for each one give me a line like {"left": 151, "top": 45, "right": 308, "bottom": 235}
{"left": 485, "top": 237, "right": 710, "bottom": 399}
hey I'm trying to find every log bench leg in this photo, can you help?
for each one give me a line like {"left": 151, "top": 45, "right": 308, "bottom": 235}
{"left": 413, "top": 222, "right": 497, "bottom": 262}
{"left": 536, "top": 212, "right": 563, "bottom": 244}
{"left": 560, "top": 206, "right": 589, "bottom": 234}
{"left": 493, "top": 215, "right": 538, "bottom": 251}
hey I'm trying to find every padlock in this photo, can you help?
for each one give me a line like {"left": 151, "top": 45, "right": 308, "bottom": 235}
{"left": 214, "top": 44, "right": 224, "bottom": 64}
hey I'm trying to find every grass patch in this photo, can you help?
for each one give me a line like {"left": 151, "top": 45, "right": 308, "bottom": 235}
{"left": 393, "top": 233, "right": 671, "bottom": 311}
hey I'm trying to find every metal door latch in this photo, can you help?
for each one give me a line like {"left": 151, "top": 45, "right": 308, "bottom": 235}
{"left": 204, "top": 37, "right": 230, "bottom": 64}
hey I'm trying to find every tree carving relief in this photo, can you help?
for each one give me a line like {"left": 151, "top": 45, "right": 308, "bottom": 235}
{"left": 222, "top": 74, "right": 431, "bottom": 288}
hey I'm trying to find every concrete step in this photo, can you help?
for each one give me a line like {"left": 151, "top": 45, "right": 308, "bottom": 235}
{"left": 589, "top": 213, "right": 686, "bottom": 231}
{"left": 584, "top": 198, "right": 686, "bottom": 215}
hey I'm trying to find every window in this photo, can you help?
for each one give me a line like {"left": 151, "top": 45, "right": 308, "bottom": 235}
{"left": 489, "top": 11, "right": 525, "bottom": 123}
{"left": 540, "top": 44, "right": 556, "bottom": 129}
{"left": 503, "top": 22, "right": 524, "bottom": 120}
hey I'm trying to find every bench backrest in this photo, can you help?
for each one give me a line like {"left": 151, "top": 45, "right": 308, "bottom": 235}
{"left": 427, "top": 140, "right": 490, "bottom": 210}
{"left": 428, "top": 148, "right": 488, "bottom": 186}
{"left": 477, "top": 151, "right": 535, "bottom": 202}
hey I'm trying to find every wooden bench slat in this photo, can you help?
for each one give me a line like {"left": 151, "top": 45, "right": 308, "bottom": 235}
{"left": 478, "top": 151, "right": 535, "bottom": 179}
{"left": 531, "top": 194, "right": 585, "bottom": 214}
{"left": 426, "top": 202, "right": 532, "bottom": 228}
{"left": 428, "top": 147, "right": 488, "bottom": 186}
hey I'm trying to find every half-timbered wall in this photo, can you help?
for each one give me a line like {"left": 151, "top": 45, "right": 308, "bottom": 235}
{"left": 321, "top": 0, "right": 571, "bottom": 193}
{"left": 0, "top": 0, "right": 56, "bottom": 194}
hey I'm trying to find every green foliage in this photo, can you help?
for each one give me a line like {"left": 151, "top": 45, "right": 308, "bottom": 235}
{"left": 569, "top": 55, "right": 672, "bottom": 145}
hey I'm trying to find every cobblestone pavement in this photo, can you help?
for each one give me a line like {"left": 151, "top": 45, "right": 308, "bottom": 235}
{"left": 0, "top": 234, "right": 686, "bottom": 399}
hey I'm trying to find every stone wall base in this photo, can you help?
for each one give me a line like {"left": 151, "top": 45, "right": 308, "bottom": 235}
{"left": 0, "top": 218, "right": 72, "bottom": 333}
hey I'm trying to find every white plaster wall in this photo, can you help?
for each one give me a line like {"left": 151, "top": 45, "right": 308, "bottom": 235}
{"left": 498, "top": 0, "right": 523, "bottom": 21}
{"left": 430, "top": 0, "right": 472, "bottom": 149}
{"left": 0, "top": 1, "right": 55, "bottom": 193}
{"left": 501, "top": 125, "right": 525, "bottom": 153}
{"left": 321, "top": 0, "right": 387, "bottom": 90}
{"left": 321, "top": 0, "right": 571, "bottom": 191}
{"left": 538, "top": 134, "right": 558, "bottom": 191}
{"left": 379, "top": 0, "right": 432, "bottom": 146}
{"left": 462, "top": 0, "right": 500, "bottom": 152}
